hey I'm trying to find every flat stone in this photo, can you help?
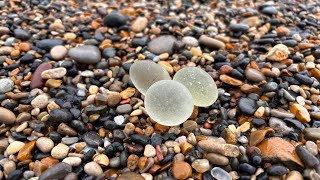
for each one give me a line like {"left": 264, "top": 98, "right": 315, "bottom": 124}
{"left": 245, "top": 68, "right": 266, "bottom": 82}
{"left": 147, "top": 35, "right": 176, "bottom": 55}
{"left": 68, "top": 45, "right": 101, "bottom": 64}
{"left": 82, "top": 132, "right": 103, "bottom": 148}
{"left": 30, "top": 63, "right": 52, "bottom": 89}
{"left": 198, "top": 140, "right": 240, "bottom": 157}
{"left": 116, "top": 172, "right": 144, "bottom": 180}
{"left": 116, "top": 104, "right": 132, "bottom": 114}
{"left": 204, "top": 153, "right": 229, "bottom": 166}
{"left": 199, "top": 35, "right": 225, "bottom": 49}
{"left": 304, "top": 128, "right": 320, "bottom": 141}
{"left": 220, "top": 74, "right": 243, "bottom": 86}
{"left": 41, "top": 67, "right": 67, "bottom": 79}
{"left": 36, "top": 39, "right": 64, "bottom": 51}
{"left": 38, "top": 162, "right": 72, "bottom": 180}
{"left": 257, "top": 137, "right": 304, "bottom": 170}
{"left": 0, "top": 107, "right": 16, "bottom": 125}
{"left": 0, "top": 78, "right": 14, "bottom": 93}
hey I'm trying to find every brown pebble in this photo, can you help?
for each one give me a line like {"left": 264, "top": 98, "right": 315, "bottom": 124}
{"left": 172, "top": 161, "right": 192, "bottom": 180}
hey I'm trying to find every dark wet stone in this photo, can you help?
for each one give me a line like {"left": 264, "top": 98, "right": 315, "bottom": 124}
{"left": 49, "top": 131, "right": 62, "bottom": 143}
{"left": 267, "top": 165, "right": 288, "bottom": 176}
{"left": 120, "top": 151, "right": 128, "bottom": 166}
{"left": 20, "top": 53, "right": 35, "bottom": 63}
{"left": 132, "top": 37, "right": 149, "bottom": 47}
{"left": 82, "top": 131, "right": 103, "bottom": 148}
{"left": 103, "top": 12, "right": 127, "bottom": 27}
{"left": 14, "top": 29, "right": 30, "bottom": 41}
{"left": 150, "top": 133, "right": 162, "bottom": 147}
{"left": 8, "top": 169, "right": 23, "bottom": 180}
{"left": 296, "top": 145, "right": 319, "bottom": 168}
{"left": 70, "top": 120, "right": 87, "bottom": 134}
{"left": 229, "top": 24, "right": 249, "bottom": 33}
{"left": 113, "top": 129, "right": 125, "bottom": 142}
{"left": 39, "top": 162, "right": 72, "bottom": 180}
{"left": 294, "top": 73, "right": 314, "bottom": 85}
{"left": 130, "top": 134, "right": 150, "bottom": 146}
{"left": 83, "top": 149, "right": 96, "bottom": 163}
{"left": 238, "top": 97, "right": 258, "bottom": 115}
{"left": 261, "top": 6, "right": 278, "bottom": 15}
{"left": 239, "top": 163, "right": 256, "bottom": 174}
{"left": 263, "top": 82, "right": 278, "bottom": 92}
{"left": 11, "top": 131, "right": 27, "bottom": 141}
{"left": 84, "top": 105, "right": 108, "bottom": 115}
{"left": 49, "top": 109, "right": 73, "bottom": 123}
{"left": 36, "top": 39, "right": 64, "bottom": 51}
{"left": 252, "top": 118, "right": 266, "bottom": 127}
{"left": 105, "top": 144, "right": 117, "bottom": 157}
{"left": 102, "top": 48, "right": 116, "bottom": 58}
{"left": 104, "top": 120, "right": 118, "bottom": 131}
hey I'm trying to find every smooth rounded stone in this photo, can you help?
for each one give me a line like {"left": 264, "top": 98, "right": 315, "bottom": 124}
{"left": 14, "top": 28, "right": 30, "bottom": 41}
{"left": 239, "top": 163, "right": 256, "bottom": 174}
{"left": 41, "top": 67, "right": 67, "bottom": 79}
{"left": 103, "top": 11, "right": 127, "bottom": 27}
{"left": 263, "top": 82, "right": 278, "bottom": 92}
{"left": 0, "top": 107, "right": 16, "bottom": 125}
{"left": 266, "top": 44, "right": 289, "bottom": 61}
{"left": 116, "top": 104, "right": 132, "bottom": 114}
{"left": 30, "top": 63, "right": 52, "bottom": 89}
{"left": 82, "top": 132, "right": 103, "bottom": 148}
{"left": 129, "top": 60, "right": 171, "bottom": 95}
{"left": 36, "top": 39, "right": 64, "bottom": 51}
{"left": 290, "top": 103, "right": 311, "bottom": 123}
{"left": 8, "top": 169, "right": 23, "bottom": 180}
{"left": 109, "top": 157, "right": 120, "bottom": 168}
{"left": 36, "top": 137, "right": 54, "bottom": 153}
{"left": 182, "top": 36, "right": 199, "bottom": 47}
{"left": 211, "top": 167, "right": 232, "bottom": 180}
{"left": 0, "top": 78, "right": 14, "bottom": 93}
{"left": 241, "top": 16, "right": 260, "bottom": 27}
{"left": 267, "top": 165, "right": 288, "bottom": 176}
{"left": 68, "top": 45, "right": 101, "bottom": 64}
{"left": 114, "top": 115, "right": 125, "bottom": 125}
{"left": 262, "top": 6, "right": 278, "bottom": 15}
{"left": 147, "top": 35, "right": 177, "bottom": 55}
{"left": 64, "top": 172, "right": 78, "bottom": 180}
{"left": 245, "top": 68, "right": 266, "bottom": 82}
{"left": 286, "top": 170, "right": 303, "bottom": 180}
{"left": 238, "top": 97, "right": 258, "bottom": 115}
{"left": 39, "top": 162, "right": 72, "bottom": 180}
{"left": 0, "top": 46, "right": 14, "bottom": 55}
{"left": 3, "top": 161, "right": 16, "bottom": 176}
{"left": 51, "top": 143, "right": 69, "bottom": 159}
{"left": 145, "top": 80, "right": 194, "bottom": 126}
{"left": 102, "top": 48, "right": 116, "bottom": 58}
{"left": 172, "top": 161, "right": 192, "bottom": 180}
{"left": 62, "top": 137, "right": 79, "bottom": 145}
{"left": 144, "top": 144, "right": 156, "bottom": 157}
{"left": 229, "top": 23, "right": 249, "bottom": 33}
{"left": 6, "top": 141, "right": 25, "bottom": 155}
{"left": 183, "top": 120, "right": 197, "bottom": 132}
{"left": 304, "top": 128, "right": 320, "bottom": 141}
{"left": 198, "top": 140, "right": 239, "bottom": 157}
{"left": 204, "top": 153, "right": 229, "bottom": 166}
{"left": 84, "top": 162, "right": 103, "bottom": 176}
{"left": 23, "top": 171, "right": 34, "bottom": 179}
{"left": 294, "top": 73, "right": 314, "bottom": 85}
{"left": 62, "top": 157, "right": 82, "bottom": 166}
{"left": 305, "top": 141, "right": 318, "bottom": 156}
{"left": 131, "top": 17, "right": 148, "bottom": 33}
{"left": 49, "top": 109, "right": 73, "bottom": 123}
{"left": 31, "top": 95, "right": 48, "bottom": 109}
{"left": 269, "top": 117, "right": 293, "bottom": 135}
{"left": 173, "top": 67, "right": 218, "bottom": 107}
{"left": 0, "top": 27, "right": 10, "bottom": 35}
{"left": 191, "top": 159, "right": 210, "bottom": 173}
{"left": 296, "top": 145, "right": 319, "bottom": 168}
{"left": 116, "top": 172, "right": 145, "bottom": 180}
{"left": 199, "top": 35, "right": 225, "bottom": 49}
{"left": 50, "top": 45, "right": 67, "bottom": 60}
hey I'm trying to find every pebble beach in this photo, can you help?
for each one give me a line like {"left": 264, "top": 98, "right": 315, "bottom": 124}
{"left": 0, "top": 0, "right": 320, "bottom": 180}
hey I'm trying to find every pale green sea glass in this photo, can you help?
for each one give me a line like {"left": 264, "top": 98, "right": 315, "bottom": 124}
{"left": 145, "top": 80, "right": 194, "bottom": 126}
{"left": 173, "top": 67, "right": 218, "bottom": 107}
{"left": 129, "top": 60, "right": 171, "bottom": 95}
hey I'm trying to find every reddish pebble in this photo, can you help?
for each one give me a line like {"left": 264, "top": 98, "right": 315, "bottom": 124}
{"left": 30, "top": 63, "right": 52, "bottom": 89}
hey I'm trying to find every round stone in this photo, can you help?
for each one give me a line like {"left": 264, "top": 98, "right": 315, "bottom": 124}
{"left": 6, "top": 141, "right": 25, "bottom": 155}
{"left": 172, "top": 161, "right": 192, "bottom": 179}
{"left": 51, "top": 143, "right": 69, "bottom": 159}
{"left": 36, "top": 137, "right": 54, "bottom": 153}
{"left": 0, "top": 107, "right": 16, "bottom": 125}
{"left": 114, "top": 115, "right": 125, "bottom": 125}
{"left": 50, "top": 45, "right": 67, "bottom": 60}
{"left": 84, "top": 162, "right": 103, "bottom": 176}
{"left": 173, "top": 67, "right": 218, "bottom": 107}
{"left": 144, "top": 144, "right": 156, "bottom": 157}
{"left": 145, "top": 80, "right": 194, "bottom": 126}
{"left": 129, "top": 60, "right": 171, "bottom": 95}
{"left": 147, "top": 35, "right": 177, "bottom": 55}
{"left": 103, "top": 12, "right": 127, "bottom": 28}
{"left": 31, "top": 95, "right": 49, "bottom": 109}
{"left": 62, "top": 157, "right": 82, "bottom": 166}
{"left": 191, "top": 159, "right": 210, "bottom": 173}
{"left": 0, "top": 78, "right": 14, "bottom": 93}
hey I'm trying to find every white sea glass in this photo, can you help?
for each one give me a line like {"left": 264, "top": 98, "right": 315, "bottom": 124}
{"left": 145, "top": 80, "right": 194, "bottom": 126}
{"left": 129, "top": 60, "right": 171, "bottom": 95}
{"left": 173, "top": 67, "right": 218, "bottom": 107}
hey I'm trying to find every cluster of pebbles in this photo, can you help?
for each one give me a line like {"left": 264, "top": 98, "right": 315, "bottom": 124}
{"left": 0, "top": 0, "right": 319, "bottom": 180}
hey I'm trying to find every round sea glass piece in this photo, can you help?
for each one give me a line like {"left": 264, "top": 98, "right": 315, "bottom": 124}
{"left": 129, "top": 60, "right": 171, "bottom": 95}
{"left": 173, "top": 67, "right": 218, "bottom": 107}
{"left": 145, "top": 80, "right": 194, "bottom": 126}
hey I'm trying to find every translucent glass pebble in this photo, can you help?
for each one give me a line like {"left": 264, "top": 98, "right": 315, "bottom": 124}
{"left": 145, "top": 80, "right": 194, "bottom": 126}
{"left": 173, "top": 67, "right": 218, "bottom": 107}
{"left": 129, "top": 60, "right": 171, "bottom": 95}
{"left": 211, "top": 167, "right": 232, "bottom": 180}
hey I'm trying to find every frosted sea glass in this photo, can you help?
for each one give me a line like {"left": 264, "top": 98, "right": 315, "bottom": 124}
{"left": 129, "top": 60, "right": 171, "bottom": 95}
{"left": 173, "top": 67, "right": 218, "bottom": 107}
{"left": 145, "top": 80, "right": 194, "bottom": 126}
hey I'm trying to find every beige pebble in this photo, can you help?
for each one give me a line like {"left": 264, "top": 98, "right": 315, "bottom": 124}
{"left": 51, "top": 143, "right": 69, "bottom": 159}
{"left": 62, "top": 157, "right": 82, "bottom": 166}
{"left": 6, "top": 141, "right": 25, "bottom": 155}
